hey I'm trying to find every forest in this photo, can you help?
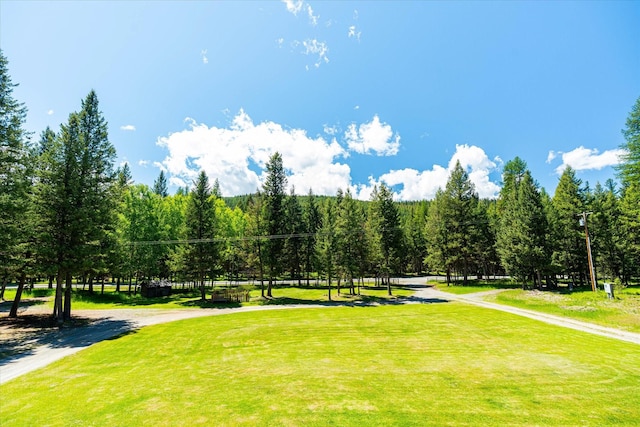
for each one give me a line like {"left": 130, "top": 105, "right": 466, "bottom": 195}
{"left": 2, "top": 50, "right": 640, "bottom": 323}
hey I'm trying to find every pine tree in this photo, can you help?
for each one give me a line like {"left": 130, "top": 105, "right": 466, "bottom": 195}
{"left": 441, "top": 161, "right": 479, "bottom": 285}
{"left": 153, "top": 170, "right": 169, "bottom": 197}
{"left": 549, "top": 166, "right": 587, "bottom": 285}
{"left": 335, "top": 188, "right": 366, "bottom": 294}
{"left": 496, "top": 171, "right": 549, "bottom": 288}
{"left": 302, "top": 189, "right": 321, "bottom": 286}
{"left": 370, "top": 183, "right": 403, "bottom": 295}
{"left": 284, "top": 187, "right": 304, "bottom": 284}
{"left": 185, "top": 171, "right": 217, "bottom": 301}
{"left": 617, "top": 96, "right": 640, "bottom": 188}
{"left": 317, "top": 198, "right": 336, "bottom": 300}
{"left": 262, "top": 152, "right": 287, "bottom": 296}
{"left": 0, "top": 51, "right": 32, "bottom": 309}
{"left": 34, "top": 91, "right": 116, "bottom": 322}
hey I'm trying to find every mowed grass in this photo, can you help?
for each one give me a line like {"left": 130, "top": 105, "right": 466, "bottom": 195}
{"left": 432, "top": 278, "right": 522, "bottom": 295}
{"left": 9, "top": 284, "right": 414, "bottom": 310}
{"left": 2, "top": 304, "right": 640, "bottom": 426}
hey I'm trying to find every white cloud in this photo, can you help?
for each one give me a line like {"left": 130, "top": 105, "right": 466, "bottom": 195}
{"left": 47, "top": 109, "right": 54, "bottom": 115}
{"left": 300, "top": 39, "right": 329, "bottom": 68}
{"left": 156, "top": 110, "right": 349, "bottom": 195}
{"left": 120, "top": 124, "right": 136, "bottom": 131}
{"left": 345, "top": 115, "right": 400, "bottom": 156}
{"left": 201, "top": 49, "right": 208, "bottom": 64}
{"left": 156, "top": 112, "right": 502, "bottom": 201}
{"left": 282, "top": 0, "right": 317, "bottom": 25}
{"left": 546, "top": 150, "right": 557, "bottom": 164}
{"left": 552, "top": 146, "right": 627, "bottom": 175}
{"left": 306, "top": 4, "right": 318, "bottom": 26}
{"left": 354, "top": 144, "right": 501, "bottom": 201}
{"left": 348, "top": 25, "right": 361, "bottom": 41}
{"left": 276, "top": 38, "right": 285, "bottom": 47}
{"left": 138, "top": 160, "right": 149, "bottom": 167}
{"left": 283, "top": 0, "right": 304, "bottom": 15}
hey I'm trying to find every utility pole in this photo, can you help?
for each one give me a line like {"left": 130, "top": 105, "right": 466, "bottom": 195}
{"left": 578, "top": 212, "right": 597, "bottom": 292}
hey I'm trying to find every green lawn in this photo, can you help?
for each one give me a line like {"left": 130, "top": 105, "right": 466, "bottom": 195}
{"left": 432, "top": 278, "right": 522, "bottom": 295}
{"left": 2, "top": 303, "right": 640, "bottom": 426}
{"left": 487, "top": 287, "right": 640, "bottom": 333}
{"left": 1, "top": 284, "right": 414, "bottom": 311}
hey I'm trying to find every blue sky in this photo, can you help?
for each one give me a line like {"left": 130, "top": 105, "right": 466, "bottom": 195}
{"left": 2, "top": 1, "right": 639, "bottom": 200}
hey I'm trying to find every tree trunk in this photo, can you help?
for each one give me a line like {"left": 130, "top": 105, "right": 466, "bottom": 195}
{"left": 63, "top": 271, "right": 72, "bottom": 321}
{"left": 116, "top": 277, "right": 120, "bottom": 293}
{"left": 9, "top": 272, "right": 26, "bottom": 318}
{"left": 327, "top": 275, "right": 332, "bottom": 301}
{"left": 48, "top": 275, "right": 53, "bottom": 289}
{"left": 101, "top": 277, "right": 105, "bottom": 295}
{"left": 0, "top": 278, "right": 7, "bottom": 300}
{"left": 54, "top": 270, "right": 64, "bottom": 324}
{"left": 200, "top": 276, "right": 206, "bottom": 302}
{"left": 387, "top": 271, "right": 392, "bottom": 296}
{"left": 267, "top": 277, "right": 273, "bottom": 298}
{"left": 88, "top": 274, "right": 94, "bottom": 294}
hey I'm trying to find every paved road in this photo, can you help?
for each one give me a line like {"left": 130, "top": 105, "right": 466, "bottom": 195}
{"left": 2, "top": 277, "right": 639, "bottom": 385}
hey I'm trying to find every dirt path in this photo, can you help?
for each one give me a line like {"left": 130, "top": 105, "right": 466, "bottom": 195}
{"left": 2, "top": 279, "right": 639, "bottom": 385}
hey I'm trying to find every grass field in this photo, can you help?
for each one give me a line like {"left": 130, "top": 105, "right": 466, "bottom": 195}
{"left": 2, "top": 303, "right": 640, "bottom": 426}
{"left": 1, "top": 284, "right": 414, "bottom": 310}
{"left": 488, "top": 288, "right": 640, "bottom": 333}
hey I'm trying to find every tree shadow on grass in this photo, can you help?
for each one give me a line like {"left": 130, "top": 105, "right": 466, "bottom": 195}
{"left": 0, "top": 314, "right": 138, "bottom": 367}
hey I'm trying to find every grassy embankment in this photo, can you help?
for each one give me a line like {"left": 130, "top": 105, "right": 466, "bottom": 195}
{"left": 434, "top": 279, "right": 640, "bottom": 333}
{"left": 2, "top": 303, "right": 639, "bottom": 426}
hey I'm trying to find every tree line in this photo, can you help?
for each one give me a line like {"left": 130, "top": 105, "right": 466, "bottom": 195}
{"left": 2, "top": 50, "right": 640, "bottom": 322}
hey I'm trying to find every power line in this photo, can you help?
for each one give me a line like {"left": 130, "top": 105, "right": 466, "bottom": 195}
{"left": 126, "top": 232, "right": 327, "bottom": 246}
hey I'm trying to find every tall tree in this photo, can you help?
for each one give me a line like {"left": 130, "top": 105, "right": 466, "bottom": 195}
{"left": 589, "top": 181, "right": 624, "bottom": 282}
{"left": 284, "top": 187, "right": 304, "bottom": 284}
{"left": 496, "top": 171, "right": 549, "bottom": 288}
{"left": 619, "top": 183, "right": 640, "bottom": 284}
{"left": 302, "top": 189, "right": 321, "bottom": 286}
{"left": 262, "top": 152, "right": 287, "bottom": 296}
{"left": 34, "top": 91, "right": 117, "bottom": 322}
{"left": 335, "top": 188, "right": 366, "bottom": 294}
{"left": 185, "top": 171, "right": 217, "bottom": 301}
{"left": 617, "top": 96, "right": 640, "bottom": 188}
{"left": 0, "top": 51, "right": 33, "bottom": 313}
{"left": 153, "top": 170, "right": 169, "bottom": 197}
{"left": 549, "top": 166, "right": 587, "bottom": 285}
{"left": 430, "top": 161, "right": 479, "bottom": 285}
{"left": 370, "top": 183, "right": 403, "bottom": 295}
{"left": 317, "top": 198, "right": 336, "bottom": 301}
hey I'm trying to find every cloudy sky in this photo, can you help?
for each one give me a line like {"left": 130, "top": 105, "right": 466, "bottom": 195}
{"left": 2, "top": 1, "right": 639, "bottom": 200}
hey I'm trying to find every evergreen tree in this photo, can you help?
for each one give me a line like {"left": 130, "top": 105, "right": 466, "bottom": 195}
{"left": 153, "top": 170, "right": 169, "bottom": 197}
{"left": 284, "top": 187, "right": 304, "bottom": 284}
{"left": 370, "top": 183, "right": 403, "bottom": 295}
{"left": 185, "top": 171, "right": 217, "bottom": 301}
{"left": 302, "top": 189, "right": 321, "bottom": 286}
{"left": 34, "top": 91, "right": 117, "bottom": 322}
{"left": 437, "top": 162, "right": 480, "bottom": 285}
{"left": 589, "top": 181, "right": 624, "bottom": 282}
{"left": 496, "top": 171, "right": 549, "bottom": 288}
{"left": 317, "top": 198, "right": 337, "bottom": 300}
{"left": 262, "top": 152, "right": 287, "bottom": 296}
{"left": 335, "top": 188, "right": 366, "bottom": 294}
{"left": 0, "top": 51, "right": 33, "bottom": 312}
{"left": 243, "top": 191, "right": 267, "bottom": 296}
{"left": 617, "top": 96, "right": 640, "bottom": 188}
{"left": 549, "top": 166, "right": 587, "bottom": 285}
{"left": 619, "top": 183, "right": 640, "bottom": 283}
